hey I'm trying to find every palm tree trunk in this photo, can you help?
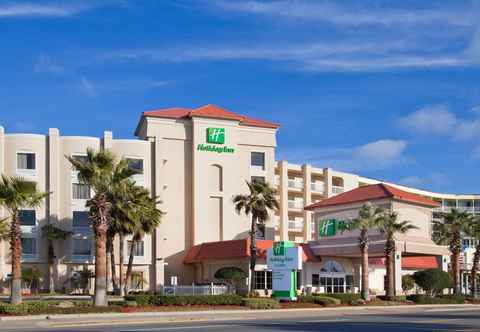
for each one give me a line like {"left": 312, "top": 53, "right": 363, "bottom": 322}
{"left": 249, "top": 217, "right": 257, "bottom": 293}
{"left": 124, "top": 237, "right": 136, "bottom": 295}
{"left": 108, "top": 235, "right": 118, "bottom": 293}
{"left": 360, "top": 229, "right": 369, "bottom": 301}
{"left": 48, "top": 240, "right": 55, "bottom": 293}
{"left": 471, "top": 243, "right": 480, "bottom": 298}
{"left": 385, "top": 238, "right": 395, "bottom": 299}
{"left": 452, "top": 231, "right": 462, "bottom": 295}
{"left": 10, "top": 213, "right": 22, "bottom": 305}
{"left": 119, "top": 233, "right": 124, "bottom": 296}
{"left": 94, "top": 194, "right": 109, "bottom": 306}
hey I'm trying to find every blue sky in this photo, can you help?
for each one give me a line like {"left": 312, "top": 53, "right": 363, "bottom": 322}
{"left": 1, "top": 0, "right": 480, "bottom": 193}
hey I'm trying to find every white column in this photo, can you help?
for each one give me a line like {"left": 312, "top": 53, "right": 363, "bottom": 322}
{"left": 394, "top": 252, "right": 402, "bottom": 295}
{"left": 323, "top": 168, "right": 332, "bottom": 197}
{"left": 103, "top": 131, "right": 113, "bottom": 150}
{"left": 0, "top": 126, "right": 5, "bottom": 284}
{"left": 302, "top": 164, "right": 312, "bottom": 242}
{"left": 278, "top": 161, "right": 289, "bottom": 241}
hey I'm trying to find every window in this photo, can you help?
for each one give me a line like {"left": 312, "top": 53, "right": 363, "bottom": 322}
{"left": 127, "top": 158, "right": 144, "bottom": 174}
{"left": 71, "top": 155, "right": 88, "bottom": 170}
{"left": 22, "top": 238, "right": 36, "bottom": 255}
{"left": 128, "top": 240, "right": 145, "bottom": 257}
{"left": 17, "top": 153, "right": 35, "bottom": 170}
{"left": 266, "top": 271, "right": 272, "bottom": 290}
{"left": 73, "top": 238, "right": 91, "bottom": 256}
{"left": 254, "top": 271, "right": 266, "bottom": 290}
{"left": 251, "top": 176, "right": 265, "bottom": 184}
{"left": 312, "top": 274, "right": 320, "bottom": 287}
{"left": 72, "top": 184, "right": 90, "bottom": 199}
{"left": 19, "top": 210, "right": 36, "bottom": 226}
{"left": 251, "top": 152, "right": 265, "bottom": 170}
{"left": 131, "top": 272, "right": 144, "bottom": 290}
{"left": 256, "top": 223, "right": 265, "bottom": 240}
{"left": 72, "top": 211, "right": 91, "bottom": 228}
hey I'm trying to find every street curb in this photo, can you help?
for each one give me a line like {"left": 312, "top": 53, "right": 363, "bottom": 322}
{"left": 1, "top": 304, "right": 479, "bottom": 321}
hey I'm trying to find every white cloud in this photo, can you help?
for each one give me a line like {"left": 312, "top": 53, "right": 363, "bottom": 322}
{"left": 352, "top": 139, "right": 408, "bottom": 170}
{"left": 398, "top": 105, "right": 458, "bottom": 135}
{"left": 399, "top": 173, "right": 450, "bottom": 189}
{"left": 79, "top": 77, "right": 96, "bottom": 97}
{"left": 0, "top": 1, "right": 124, "bottom": 18}
{"left": 211, "top": 0, "right": 476, "bottom": 27}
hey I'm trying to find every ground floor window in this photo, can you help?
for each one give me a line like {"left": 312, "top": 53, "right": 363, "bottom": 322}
{"left": 312, "top": 274, "right": 354, "bottom": 293}
{"left": 254, "top": 271, "right": 272, "bottom": 290}
{"left": 131, "top": 272, "right": 144, "bottom": 290}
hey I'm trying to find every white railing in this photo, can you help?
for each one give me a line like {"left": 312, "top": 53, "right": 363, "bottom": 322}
{"left": 288, "top": 221, "right": 303, "bottom": 230}
{"left": 332, "top": 186, "right": 344, "bottom": 194}
{"left": 163, "top": 284, "right": 230, "bottom": 296}
{"left": 288, "top": 200, "right": 304, "bottom": 209}
{"left": 311, "top": 182, "right": 325, "bottom": 192}
{"left": 457, "top": 207, "right": 474, "bottom": 213}
{"left": 288, "top": 180, "right": 303, "bottom": 189}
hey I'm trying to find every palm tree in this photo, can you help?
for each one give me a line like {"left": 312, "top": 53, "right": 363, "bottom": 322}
{"left": 123, "top": 185, "right": 162, "bottom": 295}
{"left": 348, "top": 203, "right": 384, "bottom": 301}
{"left": 433, "top": 209, "right": 474, "bottom": 295}
{"left": 0, "top": 175, "right": 48, "bottom": 304}
{"left": 377, "top": 211, "right": 417, "bottom": 299}
{"left": 233, "top": 181, "right": 279, "bottom": 293}
{"left": 465, "top": 218, "right": 480, "bottom": 298}
{"left": 67, "top": 149, "right": 136, "bottom": 306}
{"left": 41, "top": 224, "right": 71, "bottom": 293}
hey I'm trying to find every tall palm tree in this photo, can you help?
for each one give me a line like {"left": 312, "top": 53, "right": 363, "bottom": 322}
{"left": 377, "top": 211, "right": 417, "bottom": 299}
{"left": 433, "top": 208, "right": 474, "bottom": 295}
{"left": 0, "top": 175, "right": 48, "bottom": 304}
{"left": 123, "top": 185, "right": 162, "bottom": 295}
{"left": 465, "top": 218, "right": 480, "bottom": 298}
{"left": 233, "top": 181, "right": 279, "bottom": 293}
{"left": 67, "top": 149, "right": 136, "bottom": 306}
{"left": 349, "top": 203, "right": 384, "bottom": 301}
{"left": 41, "top": 224, "right": 71, "bottom": 293}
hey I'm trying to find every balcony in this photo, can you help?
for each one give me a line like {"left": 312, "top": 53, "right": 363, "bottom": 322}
{"left": 288, "top": 200, "right": 304, "bottom": 210}
{"left": 288, "top": 220, "right": 303, "bottom": 231}
{"left": 311, "top": 182, "right": 325, "bottom": 193}
{"left": 332, "top": 186, "right": 344, "bottom": 195}
{"left": 288, "top": 179, "right": 303, "bottom": 190}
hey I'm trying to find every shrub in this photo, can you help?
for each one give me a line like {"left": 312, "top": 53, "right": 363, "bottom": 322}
{"left": 402, "top": 275, "right": 415, "bottom": 293}
{"left": 124, "top": 294, "right": 243, "bottom": 306}
{"left": 412, "top": 269, "right": 452, "bottom": 297}
{"left": 242, "top": 298, "right": 280, "bottom": 309}
{"left": 313, "top": 293, "right": 361, "bottom": 304}
{"left": 377, "top": 295, "right": 407, "bottom": 302}
{"left": 0, "top": 301, "right": 49, "bottom": 315}
{"left": 298, "top": 295, "right": 341, "bottom": 306}
{"left": 407, "top": 294, "right": 465, "bottom": 304}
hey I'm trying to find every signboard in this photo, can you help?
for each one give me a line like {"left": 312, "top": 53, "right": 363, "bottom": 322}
{"left": 267, "top": 241, "right": 303, "bottom": 300}
{"left": 318, "top": 218, "right": 350, "bottom": 237}
{"left": 197, "top": 127, "right": 235, "bottom": 154}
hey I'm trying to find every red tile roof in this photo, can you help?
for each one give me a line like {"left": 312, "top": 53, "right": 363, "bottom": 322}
{"left": 184, "top": 239, "right": 319, "bottom": 264}
{"left": 369, "top": 256, "right": 439, "bottom": 269}
{"left": 143, "top": 104, "right": 280, "bottom": 129}
{"left": 304, "top": 183, "right": 440, "bottom": 210}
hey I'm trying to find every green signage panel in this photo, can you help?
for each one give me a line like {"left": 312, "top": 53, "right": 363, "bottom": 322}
{"left": 318, "top": 219, "right": 350, "bottom": 237}
{"left": 207, "top": 127, "right": 225, "bottom": 144}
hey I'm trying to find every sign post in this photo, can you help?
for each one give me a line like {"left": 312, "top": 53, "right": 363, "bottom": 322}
{"left": 267, "top": 241, "right": 303, "bottom": 301}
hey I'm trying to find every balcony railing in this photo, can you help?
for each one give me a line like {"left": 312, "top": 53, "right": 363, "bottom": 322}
{"left": 332, "top": 186, "right": 344, "bottom": 194}
{"left": 288, "top": 221, "right": 304, "bottom": 231}
{"left": 288, "top": 180, "right": 304, "bottom": 190}
{"left": 288, "top": 200, "right": 304, "bottom": 209}
{"left": 311, "top": 182, "right": 325, "bottom": 193}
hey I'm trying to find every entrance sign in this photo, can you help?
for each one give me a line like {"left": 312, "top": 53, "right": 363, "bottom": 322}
{"left": 318, "top": 218, "right": 350, "bottom": 237}
{"left": 267, "top": 241, "right": 303, "bottom": 300}
{"left": 198, "top": 127, "right": 235, "bottom": 154}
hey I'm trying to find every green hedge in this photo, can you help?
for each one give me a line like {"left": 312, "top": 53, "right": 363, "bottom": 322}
{"left": 313, "top": 293, "right": 361, "bottom": 304}
{"left": 242, "top": 298, "right": 280, "bottom": 310}
{"left": 376, "top": 295, "right": 407, "bottom": 302}
{"left": 0, "top": 302, "right": 121, "bottom": 316}
{"left": 406, "top": 294, "right": 465, "bottom": 304}
{"left": 124, "top": 294, "right": 243, "bottom": 306}
{"left": 298, "top": 295, "right": 341, "bottom": 306}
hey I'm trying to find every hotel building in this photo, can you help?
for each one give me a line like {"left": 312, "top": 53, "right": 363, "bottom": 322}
{"left": 0, "top": 104, "right": 476, "bottom": 294}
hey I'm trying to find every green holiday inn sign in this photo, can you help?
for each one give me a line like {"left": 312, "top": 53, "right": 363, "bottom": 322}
{"left": 197, "top": 127, "right": 235, "bottom": 154}
{"left": 318, "top": 218, "right": 350, "bottom": 237}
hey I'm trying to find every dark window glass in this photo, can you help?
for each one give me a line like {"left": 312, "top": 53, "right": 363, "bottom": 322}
{"left": 22, "top": 238, "right": 36, "bottom": 254}
{"left": 312, "top": 274, "right": 320, "bottom": 287}
{"left": 73, "top": 238, "right": 91, "bottom": 255}
{"left": 73, "top": 211, "right": 91, "bottom": 228}
{"left": 128, "top": 240, "right": 145, "bottom": 257}
{"left": 266, "top": 271, "right": 272, "bottom": 290}
{"left": 251, "top": 176, "right": 265, "bottom": 184}
{"left": 19, "top": 210, "right": 36, "bottom": 226}
{"left": 256, "top": 223, "right": 265, "bottom": 239}
{"left": 254, "top": 271, "right": 265, "bottom": 290}
{"left": 17, "top": 153, "right": 35, "bottom": 170}
{"left": 72, "top": 184, "right": 90, "bottom": 199}
{"left": 127, "top": 158, "right": 144, "bottom": 174}
{"left": 251, "top": 152, "right": 265, "bottom": 169}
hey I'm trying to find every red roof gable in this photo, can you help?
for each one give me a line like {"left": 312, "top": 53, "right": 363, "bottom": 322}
{"left": 184, "top": 239, "right": 319, "bottom": 264}
{"left": 304, "top": 183, "right": 440, "bottom": 210}
{"left": 142, "top": 104, "right": 280, "bottom": 129}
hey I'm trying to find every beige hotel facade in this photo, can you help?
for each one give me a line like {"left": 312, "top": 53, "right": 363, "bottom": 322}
{"left": 0, "top": 104, "right": 477, "bottom": 294}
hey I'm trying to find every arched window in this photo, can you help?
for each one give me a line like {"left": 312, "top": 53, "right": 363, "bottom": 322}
{"left": 320, "top": 260, "right": 345, "bottom": 273}
{"left": 209, "top": 164, "right": 223, "bottom": 192}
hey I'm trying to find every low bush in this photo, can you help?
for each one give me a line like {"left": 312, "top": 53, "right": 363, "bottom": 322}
{"left": 313, "top": 293, "right": 361, "bottom": 304}
{"left": 406, "top": 294, "right": 465, "bottom": 304}
{"left": 124, "top": 294, "right": 243, "bottom": 306}
{"left": 0, "top": 301, "right": 122, "bottom": 316}
{"left": 412, "top": 269, "right": 452, "bottom": 297}
{"left": 376, "top": 295, "right": 407, "bottom": 302}
{"left": 298, "top": 295, "right": 340, "bottom": 306}
{"left": 242, "top": 298, "right": 280, "bottom": 310}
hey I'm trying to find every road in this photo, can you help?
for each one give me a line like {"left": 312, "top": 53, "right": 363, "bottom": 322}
{"left": 0, "top": 306, "right": 479, "bottom": 332}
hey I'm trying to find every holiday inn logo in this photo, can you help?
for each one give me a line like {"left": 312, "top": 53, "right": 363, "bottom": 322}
{"left": 207, "top": 128, "right": 225, "bottom": 144}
